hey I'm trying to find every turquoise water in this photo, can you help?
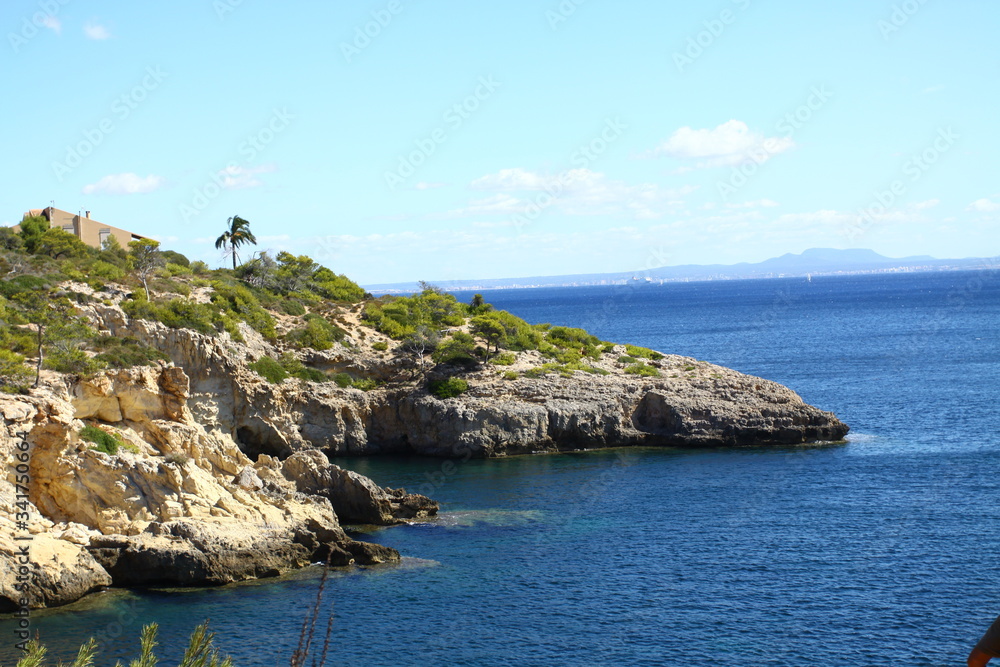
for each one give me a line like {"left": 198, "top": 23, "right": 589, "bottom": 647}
{"left": 3, "top": 270, "right": 1000, "bottom": 665}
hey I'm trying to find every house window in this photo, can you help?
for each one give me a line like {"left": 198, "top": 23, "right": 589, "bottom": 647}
{"left": 62, "top": 224, "right": 74, "bottom": 232}
{"left": 99, "top": 229, "right": 111, "bottom": 246}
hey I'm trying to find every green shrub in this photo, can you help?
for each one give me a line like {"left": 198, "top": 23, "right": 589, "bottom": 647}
{"left": 618, "top": 356, "right": 638, "bottom": 364}
{"left": 362, "top": 289, "right": 468, "bottom": 339}
{"left": 428, "top": 376, "right": 468, "bottom": 399}
{"left": 250, "top": 356, "right": 289, "bottom": 383}
{"left": 91, "top": 335, "right": 170, "bottom": 369}
{"left": 491, "top": 352, "right": 516, "bottom": 366}
{"left": 601, "top": 343, "right": 617, "bottom": 354}
{"left": 625, "top": 344, "right": 664, "bottom": 361}
{"left": 165, "top": 262, "right": 192, "bottom": 277}
{"left": 275, "top": 352, "right": 328, "bottom": 382}
{"left": 352, "top": 377, "right": 377, "bottom": 391}
{"left": 503, "top": 371, "right": 519, "bottom": 380}
{"left": 285, "top": 314, "right": 345, "bottom": 351}
{"left": 45, "top": 347, "right": 103, "bottom": 375}
{"left": 333, "top": 372, "right": 353, "bottom": 388}
{"left": 432, "top": 332, "right": 477, "bottom": 365}
{"left": 190, "top": 260, "right": 210, "bottom": 275}
{"left": 281, "top": 298, "right": 307, "bottom": 316}
{"left": 165, "top": 452, "right": 189, "bottom": 466}
{"left": 625, "top": 363, "right": 660, "bottom": 377}
{"left": 0, "top": 275, "right": 49, "bottom": 298}
{"left": 210, "top": 281, "right": 276, "bottom": 340}
{"left": 372, "top": 341, "right": 389, "bottom": 352}
{"left": 80, "top": 425, "right": 123, "bottom": 455}
{"left": 0, "top": 349, "right": 32, "bottom": 393}
{"left": 87, "top": 260, "right": 126, "bottom": 281}
{"left": 524, "top": 361, "right": 608, "bottom": 378}
{"left": 161, "top": 250, "right": 190, "bottom": 267}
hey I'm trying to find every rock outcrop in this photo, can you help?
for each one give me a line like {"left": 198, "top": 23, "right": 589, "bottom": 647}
{"left": 85, "top": 304, "right": 848, "bottom": 460}
{"left": 1, "top": 292, "right": 850, "bottom": 611}
{"left": 0, "top": 366, "right": 408, "bottom": 611}
{"left": 281, "top": 451, "right": 438, "bottom": 525}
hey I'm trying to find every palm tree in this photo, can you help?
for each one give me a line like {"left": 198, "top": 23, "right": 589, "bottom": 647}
{"left": 215, "top": 215, "right": 257, "bottom": 269}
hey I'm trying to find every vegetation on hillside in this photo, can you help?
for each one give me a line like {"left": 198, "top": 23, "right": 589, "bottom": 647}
{"left": 0, "top": 210, "right": 657, "bottom": 395}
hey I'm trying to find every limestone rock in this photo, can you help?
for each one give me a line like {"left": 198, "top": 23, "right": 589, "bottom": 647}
{"left": 281, "top": 451, "right": 438, "bottom": 525}
{"left": 84, "top": 305, "right": 848, "bottom": 459}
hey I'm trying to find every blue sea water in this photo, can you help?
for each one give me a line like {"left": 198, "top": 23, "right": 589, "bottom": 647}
{"left": 4, "top": 269, "right": 1000, "bottom": 666}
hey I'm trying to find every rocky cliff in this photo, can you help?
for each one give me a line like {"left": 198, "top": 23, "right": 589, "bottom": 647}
{"left": 1, "top": 286, "right": 847, "bottom": 611}
{"left": 85, "top": 301, "right": 848, "bottom": 460}
{"left": 0, "top": 365, "right": 431, "bottom": 612}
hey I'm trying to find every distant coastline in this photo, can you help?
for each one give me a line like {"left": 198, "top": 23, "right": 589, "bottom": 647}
{"left": 364, "top": 248, "right": 997, "bottom": 294}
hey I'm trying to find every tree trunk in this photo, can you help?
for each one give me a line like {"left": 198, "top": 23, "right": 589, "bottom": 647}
{"left": 33, "top": 325, "right": 43, "bottom": 388}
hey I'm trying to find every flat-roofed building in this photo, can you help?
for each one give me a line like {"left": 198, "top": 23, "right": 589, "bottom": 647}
{"left": 16, "top": 207, "right": 148, "bottom": 249}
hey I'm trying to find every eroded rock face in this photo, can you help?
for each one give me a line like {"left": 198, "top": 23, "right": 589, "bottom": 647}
{"left": 0, "top": 367, "right": 399, "bottom": 610}
{"left": 280, "top": 451, "right": 438, "bottom": 525}
{"left": 86, "top": 307, "right": 848, "bottom": 460}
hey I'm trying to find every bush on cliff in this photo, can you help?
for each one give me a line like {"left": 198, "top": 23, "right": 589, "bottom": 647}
{"left": 432, "top": 332, "right": 478, "bottom": 366}
{"left": 80, "top": 425, "right": 124, "bottom": 455}
{"left": 625, "top": 344, "right": 664, "bottom": 361}
{"left": 285, "top": 313, "right": 346, "bottom": 351}
{"left": 429, "top": 376, "right": 468, "bottom": 399}
{"left": 362, "top": 287, "right": 467, "bottom": 339}
{"left": 624, "top": 363, "right": 660, "bottom": 377}
{"left": 251, "top": 353, "right": 328, "bottom": 384}
{"left": 93, "top": 335, "right": 169, "bottom": 368}
{"left": 0, "top": 349, "right": 32, "bottom": 394}
{"left": 250, "top": 355, "right": 290, "bottom": 383}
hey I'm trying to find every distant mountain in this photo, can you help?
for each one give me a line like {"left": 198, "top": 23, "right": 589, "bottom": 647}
{"left": 364, "top": 248, "right": 991, "bottom": 294}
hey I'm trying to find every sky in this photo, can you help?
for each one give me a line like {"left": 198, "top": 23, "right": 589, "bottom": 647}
{"left": 2, "top": 0, "right": 998, "bottom": 285}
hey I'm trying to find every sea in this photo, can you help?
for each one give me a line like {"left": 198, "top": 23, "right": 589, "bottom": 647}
{"left": 3, "top": 268, "right": 1000, "bottom": 666}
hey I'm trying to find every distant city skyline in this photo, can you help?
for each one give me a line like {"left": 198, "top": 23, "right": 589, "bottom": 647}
{"left": 3, "top": 1, "right": 998, "bottom": 284}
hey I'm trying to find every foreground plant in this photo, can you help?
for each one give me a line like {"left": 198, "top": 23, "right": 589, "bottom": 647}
{"left": 10, "top": 565, "right": 335, "bottom": 667}
{"left": 11, "top": 622, "right": 232, "bottom": 667}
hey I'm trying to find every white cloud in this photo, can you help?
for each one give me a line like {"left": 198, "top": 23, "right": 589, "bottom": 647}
{"left": 41, "top": 16, "right": 61, "bottom": 34}
{"left": 82, "top": 173, "right": 165, "bottom": 195}
{"left": 725, "top": 199, "right": 780, "bottom": 209}
{"left": 217, "top": 164, "right": 276, "bottom": 190}
{"left": 655, "top": 120, "right": 794, "bottom": 168}
{"left": 967, "top": 198, "right": 1000, "bottom": 212}
{"left": 912, "top": 199, "right": 940, "bottom": 210}
{"left": 83, "top": 21, "right": 111, "bottom": 40}
{"left": 465, "top": 168, "right": 696, "bottom": 221}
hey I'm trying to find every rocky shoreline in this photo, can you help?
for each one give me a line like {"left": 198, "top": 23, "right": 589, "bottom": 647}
{"left": 1, "top": 294, "right": 847, "bottom": 612}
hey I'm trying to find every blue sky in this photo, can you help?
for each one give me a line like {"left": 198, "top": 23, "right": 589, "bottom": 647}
{"left": 2, "top": 0, "right": 997, "bottom": 284}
